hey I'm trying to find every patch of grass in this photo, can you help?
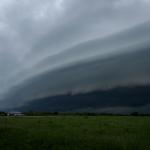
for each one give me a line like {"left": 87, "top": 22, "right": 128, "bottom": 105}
{"left": 0, "top": 116, "right": 150, "bottom": 150}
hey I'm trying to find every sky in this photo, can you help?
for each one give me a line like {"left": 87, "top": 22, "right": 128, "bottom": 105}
{"left": 0, "top": 0, "right": 150, "bottom": 111}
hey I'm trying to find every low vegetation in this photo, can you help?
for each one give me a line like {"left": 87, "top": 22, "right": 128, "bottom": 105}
{"left": 0, "top": 116, "right": 150, "bottom": 150}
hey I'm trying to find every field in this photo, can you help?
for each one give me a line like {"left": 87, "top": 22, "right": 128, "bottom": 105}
{"left": 0, "top": 116, "right": 150, "bottom": 150}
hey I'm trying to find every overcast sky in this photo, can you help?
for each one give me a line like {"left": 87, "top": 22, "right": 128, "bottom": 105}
{"left": 0, "top": 0, "right": 150, "bottom": 109}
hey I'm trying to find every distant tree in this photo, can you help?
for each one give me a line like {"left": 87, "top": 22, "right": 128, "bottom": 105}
{"left": 54, "top": 112, "right": 58, "bottom": 115}
{"left": 0, "top": 111, "right": 7, "bottom": 116}
{"left": 130, "top": 112, "right": 139, "bottom": 116}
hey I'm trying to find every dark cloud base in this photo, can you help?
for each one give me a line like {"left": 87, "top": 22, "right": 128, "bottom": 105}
{"left": 15, "top": 84, "right": 150, "bottom": 114}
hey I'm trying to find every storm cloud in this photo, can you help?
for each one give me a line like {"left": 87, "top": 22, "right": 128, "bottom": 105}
{"left": 0, "top": 0, "right": 150, "bottom": 111}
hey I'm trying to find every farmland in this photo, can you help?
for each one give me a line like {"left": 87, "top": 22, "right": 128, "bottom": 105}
{"left": 0, "top": 116, "right": 150, "bottom": 150}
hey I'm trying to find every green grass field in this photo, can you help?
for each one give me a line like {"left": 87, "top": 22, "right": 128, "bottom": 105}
{"left": 0, "top": 116, "right": 150, "bottom": 150}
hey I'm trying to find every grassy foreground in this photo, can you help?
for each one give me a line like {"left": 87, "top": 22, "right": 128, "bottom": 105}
{"left": 0, "top": 116, "right": 150, "bottom": 150}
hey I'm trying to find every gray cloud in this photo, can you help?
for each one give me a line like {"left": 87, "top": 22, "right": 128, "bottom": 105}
{"left": 0, "top": 0, "right": 150, "bottom": 109}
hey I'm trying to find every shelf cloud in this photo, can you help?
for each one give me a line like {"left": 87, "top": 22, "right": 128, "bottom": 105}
{"left": 0, "top": 0, "right": 150, "bottom": 111}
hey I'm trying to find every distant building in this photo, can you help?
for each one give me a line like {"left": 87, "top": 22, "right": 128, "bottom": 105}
{"left": 7, "top": 111, "right": 24, "bottom": 116}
